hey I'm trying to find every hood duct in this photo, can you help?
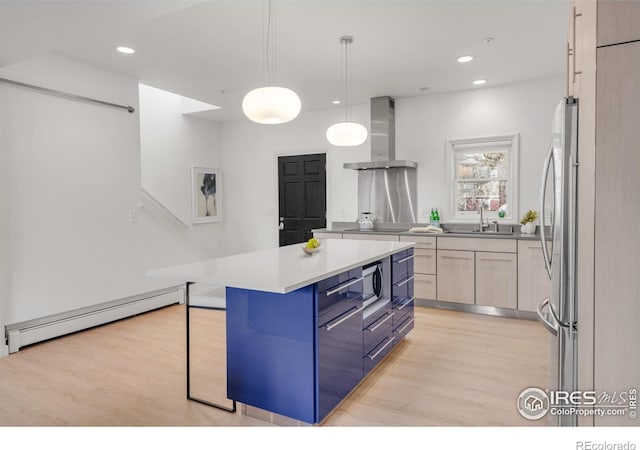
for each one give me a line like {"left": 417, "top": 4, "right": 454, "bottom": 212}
{"left": 343, "top": 96, "right": 418, "bottom": 222}
{"left": 343, "top": 96, "right": 418, "bottom": 170}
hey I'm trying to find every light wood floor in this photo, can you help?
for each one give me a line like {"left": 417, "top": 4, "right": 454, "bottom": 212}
{"left": 0, "top": 305, "right": 549, "bottom": 426}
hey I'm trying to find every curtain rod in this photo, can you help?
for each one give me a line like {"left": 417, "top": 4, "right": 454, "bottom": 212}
{"left": 0, "top": 76, "right": 135, "bottom": 113}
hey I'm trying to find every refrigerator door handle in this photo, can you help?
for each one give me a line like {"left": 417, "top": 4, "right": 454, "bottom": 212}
{"left": 537, "top": 297, "right": 559, "bottom": 336}
{"left": 539, "top": 144, "right": 554, "bottom": 279}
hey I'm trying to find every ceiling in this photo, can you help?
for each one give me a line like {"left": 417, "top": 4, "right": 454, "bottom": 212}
{"left": 0, "top": 0, "right": 569, "bottom": 122}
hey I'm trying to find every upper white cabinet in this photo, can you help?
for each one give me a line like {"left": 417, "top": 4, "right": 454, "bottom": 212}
{"left": 594, "top": 39, "right": 640, "bottom": 426}
{"left": 597, "top": 0, "right": 640, "bottom": 47}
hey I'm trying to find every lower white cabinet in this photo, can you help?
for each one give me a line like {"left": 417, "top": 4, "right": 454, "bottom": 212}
{"left": 414, "top": 274, "right": 436, "bottom": 300}
{"left": 475, "top": 252, "right": 517, "bottom": 309}
{"left": 414, "top": 248, "right": 436, "bottom": 274}
{"left": 343, "top": 234, "right": 400, "bottom": 242}
{"left": 517, "top": 241, "right": 551, "bottom": 312}
{"left": 437, "top": 250, "right": 474, "bottom": 304}
{"left": 313, "top": 232, "right": 342, "bottom": 239}
{"left": 318, "top": 230, "right": 550, "bottom": 313}
{"left": 399, "top": 235, "right": 436, "bottom": 249}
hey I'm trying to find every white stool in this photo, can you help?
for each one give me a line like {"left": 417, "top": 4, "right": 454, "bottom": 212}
{"left": 188, "top": 284, "right": 226, "bottom": 310}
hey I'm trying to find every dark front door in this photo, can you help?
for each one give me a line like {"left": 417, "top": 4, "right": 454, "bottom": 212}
{"left": 278, "top": 153, "right": 326, "bottom": 246}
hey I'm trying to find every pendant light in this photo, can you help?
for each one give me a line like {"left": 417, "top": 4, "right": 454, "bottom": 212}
{"left": 242, "top": 0, "right": 301, "bottom": 124}
{"left": 326, "top": 36, "right": 368, "bottom": 146}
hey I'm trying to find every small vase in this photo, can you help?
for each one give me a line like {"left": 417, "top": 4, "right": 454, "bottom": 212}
{"left": 521, "top": 222, "right": 536, "bottom": 234}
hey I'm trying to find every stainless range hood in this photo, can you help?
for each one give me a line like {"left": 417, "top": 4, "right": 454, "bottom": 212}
{"left": 343, "top": 96, "right": 418, "bottom": 170}
{"left": 344, "top": 96, "right": 418, "bottom": 223}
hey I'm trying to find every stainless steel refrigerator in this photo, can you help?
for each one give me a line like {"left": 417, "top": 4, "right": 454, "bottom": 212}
{"left": 537, "top": 97, "right": 578, "bottom": 427}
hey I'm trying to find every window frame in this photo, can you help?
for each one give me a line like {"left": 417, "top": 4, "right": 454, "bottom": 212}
{"left": 446, "top": 133, "right": 519, "bottom": 223}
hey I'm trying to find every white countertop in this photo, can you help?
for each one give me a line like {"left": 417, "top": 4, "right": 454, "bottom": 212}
{"left": 146, "top": 239, "right": 415, "bottom": 294}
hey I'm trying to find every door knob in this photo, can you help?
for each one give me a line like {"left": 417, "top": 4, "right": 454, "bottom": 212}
{"left": 279, "top": 219, "right": 285, "bottom": 231}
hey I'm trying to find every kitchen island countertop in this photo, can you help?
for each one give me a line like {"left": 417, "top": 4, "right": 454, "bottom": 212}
{"left": 147, "top": 239, "right": 414, "bottom": 294}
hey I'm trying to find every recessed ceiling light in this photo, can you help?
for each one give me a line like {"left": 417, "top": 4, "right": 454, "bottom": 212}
{"left": 483, "top": 37, "right": 494, "bottom": 44}
{"left": 332, "top": 100, "right": 341, "bottom": 104}
{"left": 472, "top": 79, "right": 487, "bottom": 85}
{"left": 116, "top": 46, "right": 135, "bottom": 54}
{"left": 457, "top": 55, "right": 474, "bottom": 63}
{"left": 419, "top": 86, "right": 429, "bottom": 91}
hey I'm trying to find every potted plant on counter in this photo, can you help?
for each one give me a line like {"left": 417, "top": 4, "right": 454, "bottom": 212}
{"left": 520, "top": 210, "right": 538, "bottom": 234}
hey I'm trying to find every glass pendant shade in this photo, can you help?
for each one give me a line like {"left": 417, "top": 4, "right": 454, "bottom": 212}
{"left": 242, "top": 86, "right": 301, "bottom": 124}
{"left": 326, "top": 121, "right": 368, "bottom": 146}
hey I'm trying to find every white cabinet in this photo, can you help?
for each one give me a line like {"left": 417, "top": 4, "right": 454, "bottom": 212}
{"left": 437, "top": 237, "right": 516, "bottom": 253}
{"left": 401, "top": 236, "right": 436, "bottom": 300}
{"left": 594, "top": 40, "right": 640, "bottom": 425}
{"left": 475, "top": 252, "right": 517, "bottom": 309}
{"left": 436, "top": 250, "right": 474, "bottom": 304}
{"left": 313, "top": 232, "right": 342, "bottom": 239}
{"left": 414, "top": 249, "right": 436, "bottom": 275}
{"left": 597, "top": 0, "right": 640, "bottom": 47}
{"left": 517, "top": 241, "right": 551, "bottom": 312}
{"left": 343, "top": 234, "right": 399, "bottom": 242}
{"left": 414, "top": 274, "right": 436, "bottom": 300}
{"left": 400, "top": 235, "right": 436, "bottom": 249}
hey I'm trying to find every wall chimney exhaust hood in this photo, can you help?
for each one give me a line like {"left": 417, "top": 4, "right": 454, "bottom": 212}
{"left": 343, "top": 96, "right": 417, "bottom": 170}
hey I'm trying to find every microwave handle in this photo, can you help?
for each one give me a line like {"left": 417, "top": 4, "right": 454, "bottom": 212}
{"left": 373, "top": 266, "right": 382, "bottom": 298}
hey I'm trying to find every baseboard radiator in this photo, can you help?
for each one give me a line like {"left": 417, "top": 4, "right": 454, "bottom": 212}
{"left": 4, "top": 285, "right": 185, "bottom": 353}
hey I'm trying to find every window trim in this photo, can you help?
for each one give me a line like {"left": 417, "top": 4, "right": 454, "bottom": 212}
{"left": 446, "top": 133, "right": 519, "bottom": 223}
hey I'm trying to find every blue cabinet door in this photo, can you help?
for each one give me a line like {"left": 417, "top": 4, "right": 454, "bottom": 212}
{"left": 318, "top": 300, "right": 364, "bottom": 421}
{"left": 226, "top": 286, "right": 318, "bottom": 424}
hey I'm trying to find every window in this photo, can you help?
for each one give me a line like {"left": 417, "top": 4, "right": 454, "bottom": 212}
{"left": 447, "top": 134, "right": 519, "bottom": 222}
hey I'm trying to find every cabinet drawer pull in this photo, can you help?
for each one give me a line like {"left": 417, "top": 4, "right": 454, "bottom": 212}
{"left": 325, "top": 305, "right": 364, "bottom": 331}
{"left": 395, "top": 317, "right": 414, "bottom": 334}
{"left": 366, "top": 336, "right": 395, "bottom": 360}
{"left": 397, "top": 297, "right": 414, "bottom": 310}
{"left": 326, "top": 277, "right": 363, "bottom": 296}
{"left": 395, "top": 276, "right": 414, "bottom": 287}
{"left": 396, "top": 255, "right": 414, "bottom": 264}
{"left": 366, "top": 312, "right": 395, "bottom": 332}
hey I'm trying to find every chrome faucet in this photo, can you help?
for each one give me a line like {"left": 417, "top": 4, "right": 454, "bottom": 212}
{"left": 478, "top": 203, "right": 488, "bottom": 232}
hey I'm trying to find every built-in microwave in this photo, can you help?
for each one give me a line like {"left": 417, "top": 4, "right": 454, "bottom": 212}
{"left": 362, "top": 261, "right": 383, "bottom": 308}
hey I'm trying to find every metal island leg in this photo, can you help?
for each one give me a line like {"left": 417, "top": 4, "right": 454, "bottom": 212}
{"left": 185, "top": 281, "right": 236, "bottom": 413}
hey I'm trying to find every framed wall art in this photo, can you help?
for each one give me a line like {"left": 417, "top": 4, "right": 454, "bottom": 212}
{"left": 191, "top": 166, "right": 222, "bottom": 223}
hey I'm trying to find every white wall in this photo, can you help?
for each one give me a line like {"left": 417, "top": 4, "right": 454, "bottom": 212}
{"left": 222, "top": 76, "right": 563, "bottom": 252}
{"left": 0, "top": 84, "right": 9, "bottom": 356}
{"left": 222, "top": 104, "right": 370, "bottom": 254}
{"left": 1, "top": 54, "right": 225, "bottom": 325}
{"left": 396, "top": 76, "right": 564, "bottom": 223}
{"left": 139, "top": 83, "right": 224, "bottom": 236}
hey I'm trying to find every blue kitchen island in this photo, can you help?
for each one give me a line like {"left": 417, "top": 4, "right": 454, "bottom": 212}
{"left": 147, "top": 239, "right": 415, "bottom": 424}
